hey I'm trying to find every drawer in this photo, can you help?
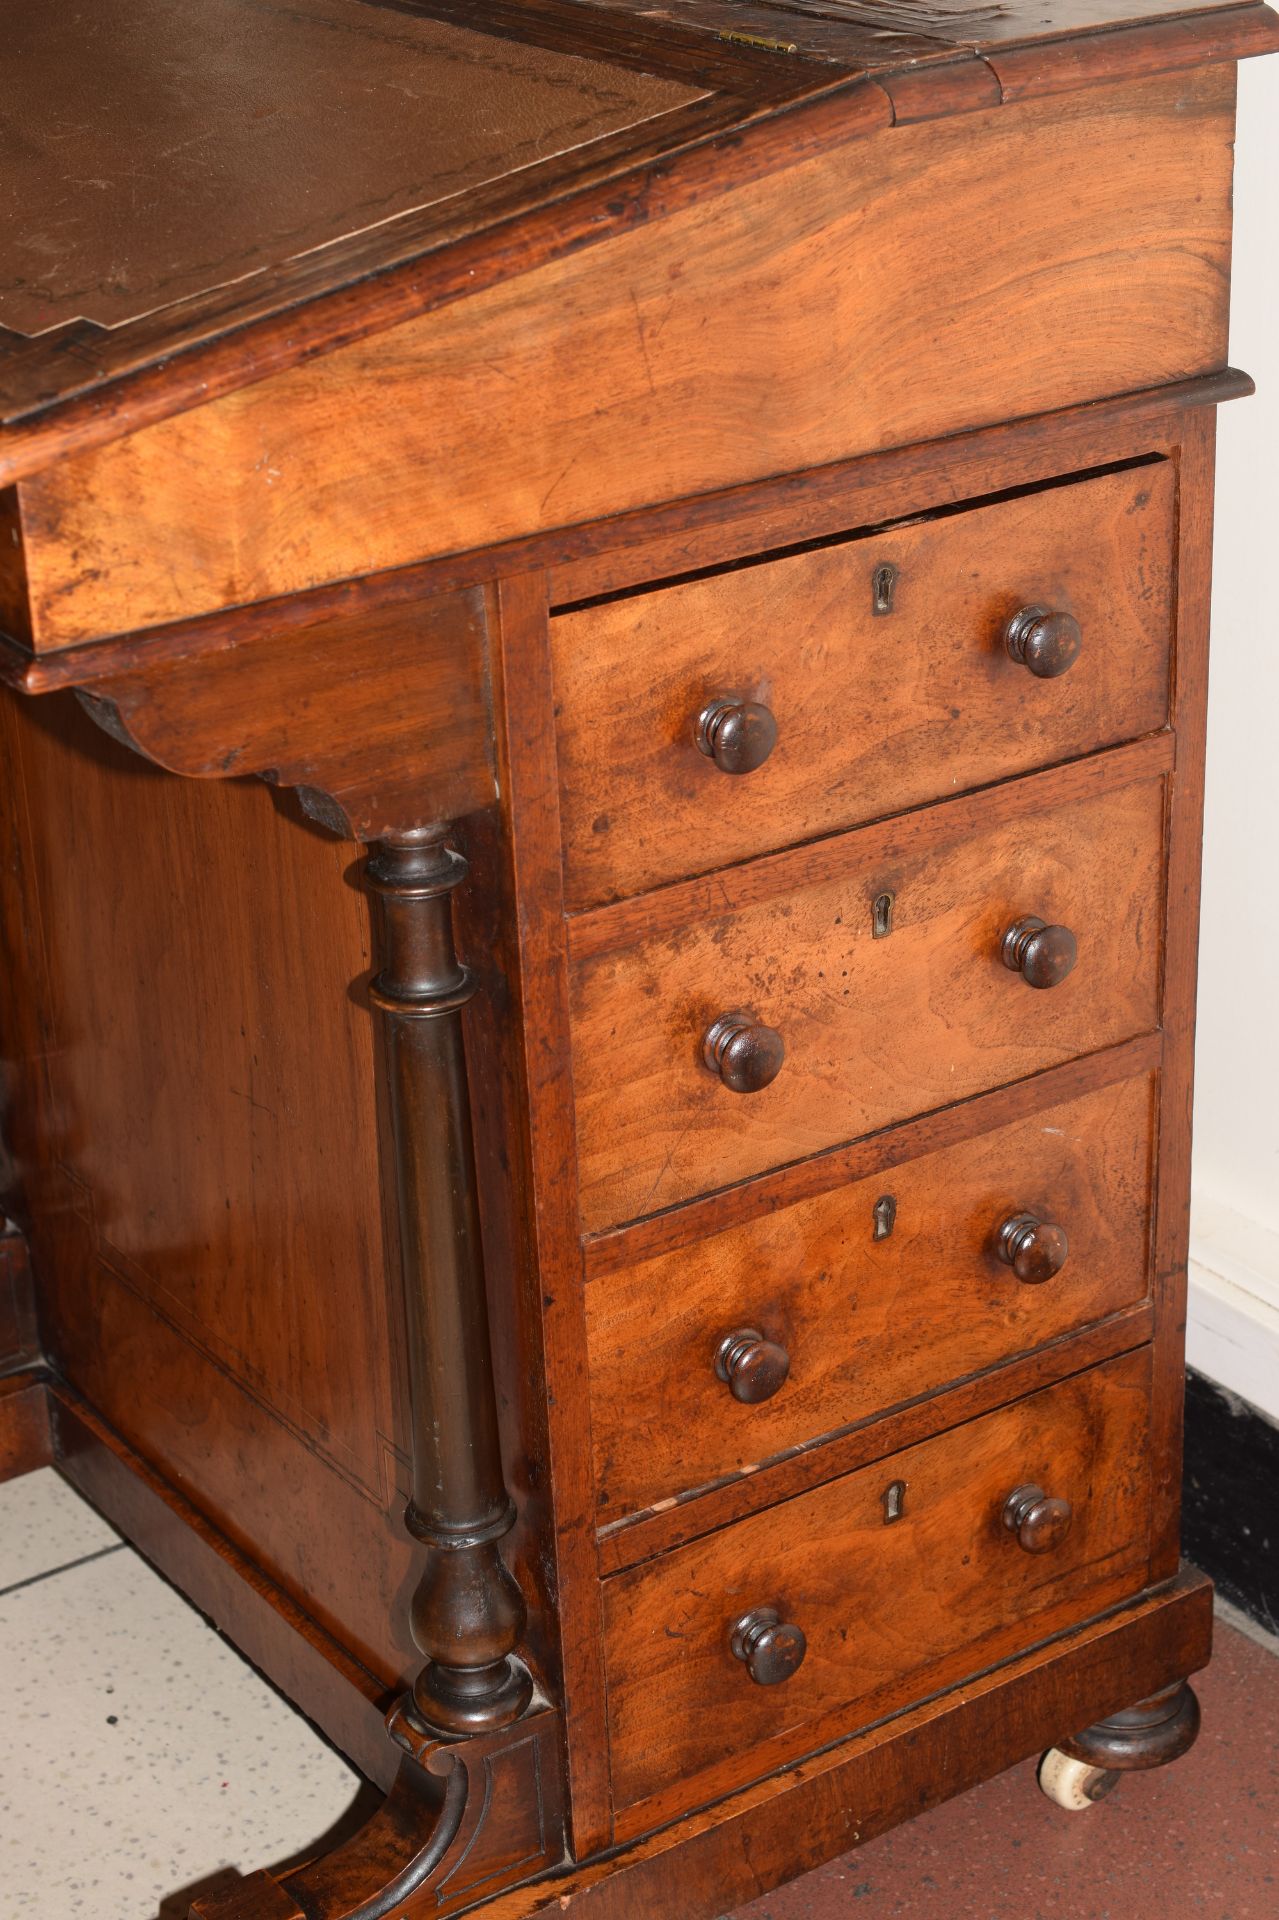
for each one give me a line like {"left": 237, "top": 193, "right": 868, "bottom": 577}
{"left": 552, "top": 462, "right": 1173, "bottom": 909}
{"left": 587, "top": 1072, "right": 1154, "bottom": 1524}
{"left": 602, "top": 1345, "right": 1153, "bottom": 1820}
{"left": 569, "top": 760, "right": 1164, "bottom": 1230}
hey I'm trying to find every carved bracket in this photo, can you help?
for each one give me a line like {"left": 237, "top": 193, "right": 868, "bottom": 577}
{"left": 73, "top": 589, "right": 496, "bottom": 840}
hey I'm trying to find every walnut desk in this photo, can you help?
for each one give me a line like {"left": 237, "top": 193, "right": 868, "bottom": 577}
{"left": 1, "top": 2, "right": 1276, "bottom": 1913}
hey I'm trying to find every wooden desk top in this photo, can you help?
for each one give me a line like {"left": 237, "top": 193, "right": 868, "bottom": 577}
{"left": 1, "top": 0, "right": 1276, "bottom": 484}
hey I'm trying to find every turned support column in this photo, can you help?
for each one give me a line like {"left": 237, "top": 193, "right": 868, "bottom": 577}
{"left": 367, "top": 829, "right": 533, "bottom": 1738}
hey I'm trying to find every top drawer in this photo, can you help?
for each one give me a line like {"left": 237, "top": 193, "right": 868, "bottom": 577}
{"left": 551, "top": 463, "right": 1172, "bottom": 909}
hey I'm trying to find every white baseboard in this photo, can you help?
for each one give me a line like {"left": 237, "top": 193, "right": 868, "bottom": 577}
{"left": 1186, "top": 1192, "right": 1279, "bottom": 1423}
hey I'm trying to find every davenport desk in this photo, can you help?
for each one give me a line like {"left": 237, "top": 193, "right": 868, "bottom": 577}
{"left": 1, "top": 2, "right": 1276, "bottom": 1913}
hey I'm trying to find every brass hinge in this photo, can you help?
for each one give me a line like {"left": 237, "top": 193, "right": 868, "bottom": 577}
{"left": 717, "top": 27, "right": 800, "bottom": 52}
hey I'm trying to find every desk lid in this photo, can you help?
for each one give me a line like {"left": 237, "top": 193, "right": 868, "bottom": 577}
{"left": 1, "top": 0, "right": 1276, "bottom": 477}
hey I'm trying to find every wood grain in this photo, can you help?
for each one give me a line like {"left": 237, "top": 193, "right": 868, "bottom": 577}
{"left": 598, "top": 1303, "right": 1153, "bottom": 1571}
{"left": 486, "top": 574, "right": 616, "bottom": 1856}
{"left": 85, "top": 586, "right": 496, "bottom": 840}
{"left": 1148, "top": 408, "right": 1217, "bottom": 1577}
{"left": 12, "top": 72, "right": 1233, "bottom": 648}
{"left": 0, "top": 1224, "right": 41, "bottom": 1373}
{"left": 0, "top": 373, "right": 1247, "bottom": 697}
{"left": 0, "top": 13, "right": 1259, "bottom": 1901}
{"left": 602, "top": 1345, "right": 1153, "bottom": 1819}
{"left": 587, "top": 1072, "right": 1155, "bottom": 1521}
{"left": 545, "top": 370, "right": 1250, "bottom": 607}
{"left": 585, "top": 1033, "right": 1162, "bottom": 1273}
{"left": 570, "top": 764, "right": 1167, "bottom": 1227}
{"left": 0, "top": 5, "right": 1270, "bottom": 485}
{"left": 1, "top": 687, "right": 420, "bottom": 1687}
{"left": 987, "top": 5, "right": 1279, "bottom": 99}
{"left": 0, "top": 486, "right": 30, "bottom": 647}
{"left": 0, "top": 1368, "right": 52, "bottom": 1481}
{"left": 553, "top": 461, "right": 1173, "bottom": 906}
{"left": 0, "top": 81, "right": 886, "bottom": 478}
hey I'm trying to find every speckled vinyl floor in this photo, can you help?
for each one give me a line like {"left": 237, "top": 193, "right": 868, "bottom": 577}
{"left": 0, "top": 1468, "right": 364, "bottom": 1918}
{"left": 2, "top": 1467, "right": 1276, "bottom": 1919}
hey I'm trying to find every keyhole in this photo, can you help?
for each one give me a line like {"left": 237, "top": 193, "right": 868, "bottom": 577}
{"left": 882, "top": 1480, "right": 907, "bottom": 1523}
{"left": 872, "top": 562, "right": 899, "bottom": 616}
{"left": 873, "top": 892, "right": 894, "bottom": 939}
{"left": 873, "top": 1194, "right": 897, "bottom": 1241}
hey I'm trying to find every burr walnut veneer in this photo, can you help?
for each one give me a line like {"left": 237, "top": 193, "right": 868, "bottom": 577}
{"left": 1, "top": 0, "right": 1275, "bottom": 1913}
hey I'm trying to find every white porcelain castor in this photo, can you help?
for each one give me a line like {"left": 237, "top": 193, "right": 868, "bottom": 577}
{"left": 1037, "top": 1748, "right": 1121, "bottom": 1809}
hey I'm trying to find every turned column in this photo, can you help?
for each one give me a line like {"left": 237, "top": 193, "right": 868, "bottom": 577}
{"left": 367, "top": 829, "right": 533, "bottom": 1737}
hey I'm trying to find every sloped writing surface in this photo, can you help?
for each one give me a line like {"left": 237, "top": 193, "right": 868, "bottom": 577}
{"left": 0, "top": 0, "right": 703, "bottom": 337}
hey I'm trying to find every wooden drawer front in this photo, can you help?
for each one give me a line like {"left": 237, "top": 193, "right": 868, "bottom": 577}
{"left": 570, "top": 763, "right": 1164, "bottom": 1230}
{"left": 552, "top": 463, "right": 1172, "bottom": 909}
{"left": 602, "top": 1346, "right": 1153, "bottom": 1820}
{"left": 587, "top": 1072, "right": 1154, "bottom": 1524}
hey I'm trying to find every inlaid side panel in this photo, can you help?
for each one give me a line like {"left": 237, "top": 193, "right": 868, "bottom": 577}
{"left": 13, "top": 70, "right": 1234, "bottom": 647}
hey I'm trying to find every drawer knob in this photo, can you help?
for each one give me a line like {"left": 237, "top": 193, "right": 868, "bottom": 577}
{"left": 694, "top": 696, "right": 778, "bottom": 775}
{"left": 702, "top": 1012, "right": 785, "bottom": 1094}
{"left": 715, "top": 1328, "right": 791, "bottom": 1404}
{"left": 1005, "top": 606, "right": 1083, "bottom": 679}
{"left": 997, "top": 1212, "right": 1070, "bottom": 1284}
{"left": 1001, "top": 916, "right": 1078, "bottom": 990}
{"left": 1003, "top": 1483, "right": 1074, "bottom": 1554}
{"left": 730, "top": 1607, "right": 808, "bottom": 1685}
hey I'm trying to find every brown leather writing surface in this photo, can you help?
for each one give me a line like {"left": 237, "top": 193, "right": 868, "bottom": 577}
{"left": 0, "top": 0, "right": 703, "bottom": 336}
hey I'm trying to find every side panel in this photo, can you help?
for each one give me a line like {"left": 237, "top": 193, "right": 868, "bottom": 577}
{"left": 0, "top": 691, "right": 557, "bottom": 1715}
{"left": 0, "top": 688, "right": 414, "bottom": 1682}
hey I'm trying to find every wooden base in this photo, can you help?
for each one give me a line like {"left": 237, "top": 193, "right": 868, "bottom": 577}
{"left": 188, "top": 1568, "right": 1211, "bottom": 1920}
{"left": 470, "top": 1571, "right": 1213, "bottom": 1920}
{"left": 0, "top": 1231, "right": 50, "bottom": 1478}
{"left": 2, "top": 1368, "right": 1213, "bottom": 1919}
{"left": 190, "top": 1703, "right": 567, "bottom": 1920}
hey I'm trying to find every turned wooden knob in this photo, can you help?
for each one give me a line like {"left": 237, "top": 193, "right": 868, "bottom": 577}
{"left": 730, "top": 1607, "right": 807, "bottom": 1685}
{"left": 997, "top": 1212, "right": 1069, "bottom": 1284}
{"left": 1001, "top": 916, "right": 1077, "bottom": 989}
{"left": 694, "top": 695, "right": 778, "bottom": 775}
{"left": 702, "top": 1012, "right": 785, "bottom": 1093}
{"left": 1005, "top": 606, "right": 1083, "bottom": 679}
{"left": 1003, "top": 1484, "right": 1073, "bottom": 1553}
{"left": 715, "top": 1328, "right": 791, "bottom": 1404}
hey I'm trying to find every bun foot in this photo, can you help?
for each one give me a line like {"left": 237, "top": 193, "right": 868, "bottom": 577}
{"left": 1037, "top": 1679, "right": 1200, "bottom": 1810}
